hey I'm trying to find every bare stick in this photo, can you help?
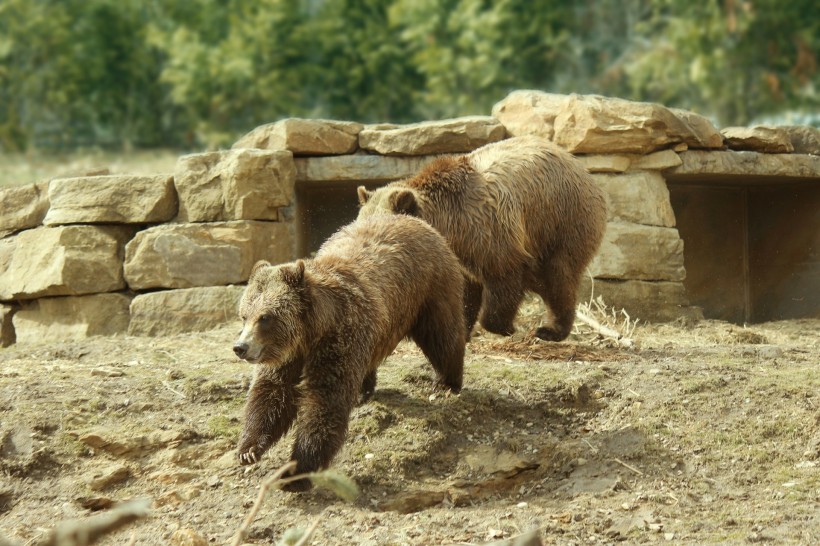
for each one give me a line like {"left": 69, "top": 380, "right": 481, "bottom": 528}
{"left": 575, "top": 307, "right": 634, "bottom": 348}
{"left": 612, "top": 457, "right": 644, "bottom": 476}
{"left": 231, "top": 461, "right": 297, "bottom": 546}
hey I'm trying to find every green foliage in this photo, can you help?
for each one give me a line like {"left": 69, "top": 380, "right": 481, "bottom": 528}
{"left": 0, "top": 0, "right": 817, "bottom": 150}
{"left": 623, "top": 0, "right": 820, "bottom": 124}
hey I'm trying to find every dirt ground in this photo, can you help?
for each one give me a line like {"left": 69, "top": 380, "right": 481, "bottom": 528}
{"left": 1, "top": 300, "right": 818, "bottom": 545}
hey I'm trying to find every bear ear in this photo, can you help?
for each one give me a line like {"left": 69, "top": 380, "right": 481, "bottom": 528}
{"left": 249, "top": 260, "right": 271, "bottom": 280}
{"left": 281, "top": 259, "right": 306, "bottom": 286}
{"left": 390, "top": 189, "right": 418, "bottom": 216}
{"left": 357, "top": 186, "right": 372, "bottom": 205}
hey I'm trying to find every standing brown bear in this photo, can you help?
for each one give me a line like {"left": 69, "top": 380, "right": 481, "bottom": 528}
{"left": 233, "top": 215, "right": 466, "bottom": 491}
{"left": 357, "top": 136, "right": 607, "bottom": 342}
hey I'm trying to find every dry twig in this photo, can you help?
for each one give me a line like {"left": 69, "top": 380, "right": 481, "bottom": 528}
{"left": 612, "top": 457, "right": 644, "bottom": 476}
{"left": 573, "top": 288, "right": 637, "bottom": 348}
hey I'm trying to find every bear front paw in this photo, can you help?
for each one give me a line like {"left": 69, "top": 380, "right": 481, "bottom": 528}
{"left": 238, "top": 447, "right": 262, "bottom": 465}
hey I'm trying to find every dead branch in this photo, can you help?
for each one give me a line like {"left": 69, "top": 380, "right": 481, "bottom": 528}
{"left": 575, "top": 307, "right": 634, "bottom": 348}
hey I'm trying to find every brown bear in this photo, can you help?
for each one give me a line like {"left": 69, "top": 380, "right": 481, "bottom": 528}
{"left": 232, "top": 214, "right": 466, "bottom": 491}
{"left": 357, "top": 135, "right": 607, "bottom": 342}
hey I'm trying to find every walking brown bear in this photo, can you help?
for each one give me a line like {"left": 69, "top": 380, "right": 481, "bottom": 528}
{"left": 357, "top": 135, "right": 607, "bottom": 342}
{"left": 233, "top": 215, "right": 466, "bottom": 491}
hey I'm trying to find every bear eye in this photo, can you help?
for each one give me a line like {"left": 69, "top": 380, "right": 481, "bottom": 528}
{"left": 259, "top": 314, "right": 272, "bottom": 323}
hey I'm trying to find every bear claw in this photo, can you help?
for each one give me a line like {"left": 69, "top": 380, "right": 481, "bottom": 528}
{"left": 238, "top": 449, "right": 261, "bottom": 465}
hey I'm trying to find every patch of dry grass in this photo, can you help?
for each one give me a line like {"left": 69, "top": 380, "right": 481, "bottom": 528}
{"left": 0, "top": 149, "right": 181, "bottom": 188}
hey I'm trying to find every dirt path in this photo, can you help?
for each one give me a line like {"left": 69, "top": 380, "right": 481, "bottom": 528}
{"left": 1, "top": 314, "right": 818, "bottom": 545}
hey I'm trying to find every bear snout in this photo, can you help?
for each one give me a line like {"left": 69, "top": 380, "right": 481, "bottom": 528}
{"left": 233, "top": 342, "right": 249, "bottom": 359}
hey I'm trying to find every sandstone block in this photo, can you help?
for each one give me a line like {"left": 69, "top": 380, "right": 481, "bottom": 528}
{"left": 721, "top": 126, "right": 795, "bottom": 153}
{"left": 576, "top": 155, "right": 631, "bottom": 173}
{"left": 669, "top": 108, "right": 725, "bottom": 149}
{"left": 0, "top": 226, "right": 132, "bottom": 301}
{"left": 781, "top": 125, "right": 820, "bottom": 155}
{"left": 233, "top": 118, "right": 363, "bottom": 155}
{"left": 359, "top": 116, "right": 505, "bottom": 155}
{"left": 590, "top": 222, "right": 685, "bottom": 282}
{"left": 0, "top": 182, "right": 49, "bottom": 238}
{"left": 44, "top": 175, "right": 177, "bottom": 225}
{"left": 175, "top": 149, "right": 295, "bottom": 222}
{"left": 1, "top": 304, "right": 15, "bottom": 347}
{"left": 492, "top": 91, "right": 723, "bottom": 153}
{"left": 490, "top": 90, "right": 567, "bottom": 140}
{"left": 295, "top": 154, "right": 440, "bottom": 183}
{"left": 629, "top": 149, "right": 682, "bottom": 171}
{"left": 128, "top": 286, "right": 244, "bottom": 336}
{"left": 592, "top": 172, "right": 676, "bottom": 227}
{"left": 668, "top": 151, "right": 820, "bottom": 178}
{"left": 578, "top": 278, "right": 698, "bottom": 323}
{"left": 123, "top": 221, "right": 292, "bottom": 290}
{"left": 12, "top": 293, "right": 131, "bottom": 343}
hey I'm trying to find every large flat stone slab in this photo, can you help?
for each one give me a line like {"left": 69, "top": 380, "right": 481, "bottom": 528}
{"left": 0, "top": 226, "right": 133, "bottom": 301}
{"left": 0, "top": 182, "right": 49, "bottom": 238}
{"left": 667, "top": 151, "right": 820, "bottom": 179}
{"left": 44, "top": 175, "right": 177, "bottom": 225}
{"left": 233, "top": 119, "right": 363, "bottom": 155}
{"left": 576, "top": 155, "right": 631, "bottom": 173}
{"left": 721, "top": 126, "right": 794, "bottom": 153}
{"left": 128, "top": 286, "right": 244, "bottom": 336}
{"left": 175, "top": 149, "right": 295, "bottom": 222}
{"left": 13, "top": 293, "right": 131, "bottom": 343}
{"left": 124, "top": 221, "right": 293, "bottom": 290}
{"left": 294, "top": 154, "right": 440, "bottom": 183}
{"left": 629, "top": 149, "right": 683, "bottom": 171}
{"left": 492, "top": 91, "right": 723, "bottom": 153}
{"left": 781, "top": 126, "right": 820, "bottom": 155}
{"left": 359, "top": 116, "right": 505, "bottom": 156}
{"left": 590, "top": 222, "right": 685, "bottom": 282}
{"left": 593, "top": 172, "right": 676, "bottom": 227}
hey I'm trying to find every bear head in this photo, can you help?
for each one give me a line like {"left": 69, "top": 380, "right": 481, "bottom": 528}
{"left": 234, "top": 259, "right": 307, "bottom": 365}
{"left": 357, "top": 185, "right": 420, "bottom": 218}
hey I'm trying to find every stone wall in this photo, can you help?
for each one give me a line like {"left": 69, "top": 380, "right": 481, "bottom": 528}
{"left": 2, "top": 90, "right": 818, "bottom": 346}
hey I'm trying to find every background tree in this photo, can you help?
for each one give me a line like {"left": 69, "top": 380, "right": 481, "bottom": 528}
{"left": 0, "top": 0, "right": 817, "bottom": 151}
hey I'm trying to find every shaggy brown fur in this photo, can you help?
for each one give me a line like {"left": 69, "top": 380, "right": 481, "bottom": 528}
{"left": 358, "top": 136, "right": 607, "bottom": 342}
{"left": 233, "top": 215, "right": 466, "bottom": 491}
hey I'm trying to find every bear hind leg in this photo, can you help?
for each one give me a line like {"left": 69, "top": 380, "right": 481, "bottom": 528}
{"left": 463, "top": 276, "right": 483, "bottom": 339}
{"left": 478, "top": 275, "right": 524, "bottom": 336}
{"left": 532, "top": 261, "right": 580, "bottom": 342}
{"left": 410, "top": 298, "right": 465, "bottom": 393}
